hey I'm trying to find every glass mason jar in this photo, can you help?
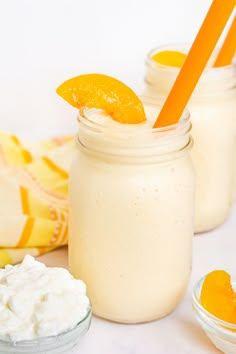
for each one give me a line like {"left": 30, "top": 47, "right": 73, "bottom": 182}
{"left": 145, "top": 45, "right": 236, "bottom": 233}
{"left": 69, "top": 97, "right": 195, "bottom": 324}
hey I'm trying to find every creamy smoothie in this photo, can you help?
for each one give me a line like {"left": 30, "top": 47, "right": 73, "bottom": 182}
{"left": 145, "top": 46, "right": 236, "bottom": 233}
{"left": 69, "top": 99, "right": 195, "bottom": 323}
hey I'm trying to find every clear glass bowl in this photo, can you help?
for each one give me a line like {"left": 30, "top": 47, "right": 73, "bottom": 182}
{"left": 192, "top": 275, "right": 236, "bottom": 354}
{"left": 0, "top": 305, "right": 92, "bottom": 354}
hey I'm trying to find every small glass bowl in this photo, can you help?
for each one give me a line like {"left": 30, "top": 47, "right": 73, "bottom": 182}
{"left": 192, "top": 275, "right": 236, "bottom": 354}
{"left": 0, "top": 305, "right": 92, "bottom": 354}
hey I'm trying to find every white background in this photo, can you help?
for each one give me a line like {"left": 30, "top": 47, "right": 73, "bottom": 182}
{"left": 1, "top": 0, "right": 231, "bottom": 138}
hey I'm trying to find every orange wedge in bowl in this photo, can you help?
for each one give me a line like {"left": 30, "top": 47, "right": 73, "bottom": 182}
{"left": 200, "top": 270, "right": 236, "bottom": 324}
{"left": 56, "top": 74, "right": 146, "bottom": 124}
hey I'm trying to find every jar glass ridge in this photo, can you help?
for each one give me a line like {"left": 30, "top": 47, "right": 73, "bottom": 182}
{"left": 77, "top": 98, "right": 192, "bottom": 162}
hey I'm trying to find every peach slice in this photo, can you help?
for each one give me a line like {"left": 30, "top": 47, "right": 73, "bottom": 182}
{"left": 56, "top": 74, "right": 146, "bottom": 124}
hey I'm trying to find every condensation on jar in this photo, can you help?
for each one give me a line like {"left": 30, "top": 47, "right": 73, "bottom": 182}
{"left": 145, "top": 45, "right": 236, "bottom": 233}
{"left": 69, "top": 98, "right": 195, "bottom": 324}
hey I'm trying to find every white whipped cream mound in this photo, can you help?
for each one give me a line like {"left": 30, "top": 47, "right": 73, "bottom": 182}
{"left": 0, "top": 255, "right": 90, "bottom": 341}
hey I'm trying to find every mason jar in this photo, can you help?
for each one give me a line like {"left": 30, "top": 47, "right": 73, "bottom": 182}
{"left": 145, "top": 45, "right": 236, "bottom": 233}
{"left": 68, "top": 97, "right": 195, "bottom": 324}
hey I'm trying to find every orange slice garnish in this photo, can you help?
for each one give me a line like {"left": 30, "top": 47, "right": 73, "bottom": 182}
{"left": 152, "top": 50, "right": 187, "bottom": 68}
{"left": 56, "top": 74, "right": 146, "bottom": 124}
{"left": 200, "top": 270, "right": 236, "bottom": 324}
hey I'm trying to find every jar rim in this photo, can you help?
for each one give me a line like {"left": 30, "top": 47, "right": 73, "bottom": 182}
{"left": 78, "top": 95, "right": 190, "bottom": 136}
{"left": 146, "top": 43, "right": 236, "bottom": 74}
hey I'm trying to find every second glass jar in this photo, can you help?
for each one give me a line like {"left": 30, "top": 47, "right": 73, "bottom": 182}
{"left": 145, "top": 45, "right": 236, "bottom": 233}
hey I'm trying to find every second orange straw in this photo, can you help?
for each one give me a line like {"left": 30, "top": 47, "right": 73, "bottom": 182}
{"left": 214, "top": 14, "right": 236, "bottom": 67}
{"left": 153, "top": 0, "right": 236, "bottom": 128}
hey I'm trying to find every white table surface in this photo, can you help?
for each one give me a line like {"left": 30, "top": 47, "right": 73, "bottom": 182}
{"left": 38, "top": 205, "right": 236, "bottom": 354}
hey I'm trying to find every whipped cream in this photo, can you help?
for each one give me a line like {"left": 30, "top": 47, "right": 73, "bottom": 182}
{"left": 0, "top": 255, "right": 90, "bottom": 341}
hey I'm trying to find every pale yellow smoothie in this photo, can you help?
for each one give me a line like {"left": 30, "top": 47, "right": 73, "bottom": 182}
{"left": 145, "top": 46, "right": 236, "bottom": 233}
{"left": 69, "top": 99, "right": 195, "bottom": 323}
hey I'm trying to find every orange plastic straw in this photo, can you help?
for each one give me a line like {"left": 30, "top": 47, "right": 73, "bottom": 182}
{"left": 214, "top": 14, "right": 236, "bottom": 67}
{"left": 153, "top": 0, "right": 236, "bottom": 128}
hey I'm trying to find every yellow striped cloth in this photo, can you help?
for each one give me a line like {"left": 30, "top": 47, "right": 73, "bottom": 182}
{"left": 0, "top": 133, "right": 76, "bottom": 266}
